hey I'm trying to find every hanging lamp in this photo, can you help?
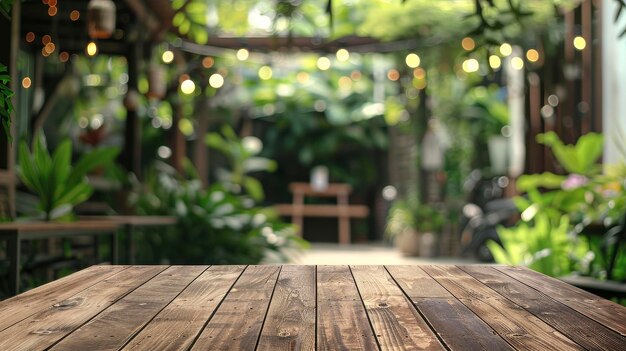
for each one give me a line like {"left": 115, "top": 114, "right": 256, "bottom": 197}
{"left": 87, "top": 0, "right": 116, "bottom": 39}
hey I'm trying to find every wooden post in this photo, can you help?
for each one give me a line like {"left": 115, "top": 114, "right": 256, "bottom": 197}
{"left": 581, "top": 0, "right": 593, "bottom": 134}
{"left": 123, "top": 43, "right": 142, "bottom": 179}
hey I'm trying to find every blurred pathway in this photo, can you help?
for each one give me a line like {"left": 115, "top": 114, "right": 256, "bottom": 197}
{"left": 287, "top": 242, "right": 480, "bottom": 265}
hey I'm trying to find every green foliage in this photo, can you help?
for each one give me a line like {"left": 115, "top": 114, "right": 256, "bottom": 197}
{"left": 206, "top": 124, "right": 277, "bottom": 201}
{"left": 130, "top": 162, "right": 306, "bottom": 264}
{"left": 17, "top": 135, "right": 119, "bottom": 221}
{"left": 248, "top": 59, "right": 388, "bottom": 189}
{"left": 536, "top": 131, "right": 604, "bottom": 175}
{"left": 488, "top": 213, "right": 585, "bottom": 277}
{"left": 492, "top": 132, "right": 626, "bottom": 280}
{"left": 0, "top": 63, "right": 12, "bottom": 144}
{"left": 0, "top": 0, "right": 11, "bottom": 20}
{"left": 462, "top": 85, "right": 509, "bottom": 138}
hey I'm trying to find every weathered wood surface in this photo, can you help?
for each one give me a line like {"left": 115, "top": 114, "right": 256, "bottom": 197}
{"left": 0, "top": 264, "right": 624, "bottom": 351}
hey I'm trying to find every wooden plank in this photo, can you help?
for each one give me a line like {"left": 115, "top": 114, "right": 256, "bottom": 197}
{"left": 385, "top": 265, "right": 451, "bottom": 298}
{"left": 350, "top": 265, "right": 444, "bottom": 350}
{"left": 462, "top": 265, "right": 626, "bottom": 351}
{"left": 189, "top": 265, "right": 280, "bottom": 350}
{"left": 289, "top": 182, "right": 352, "bottom": 197}
{"left": 49, "top": 266, "right": 206, "bottom": 351}
{"left": 422, "top": 265, "right": 584, "bottom": 351}
{"left": 387, "top": 265, "right": 513, "bottom": 351}
{"left": 257, "top": 265, "right": 316, "bottom": 351}
{"left": 122, "top": 265, "right": 245, "bottom": 351}
{"left": 0, "top": 265, "right": 128, "bottom": 332}
{"left": 497, "top": 265, "right": 626, "bottom": 336}
{"left": 274, "top": 204, "right": 369, "bottom": 217}
{"left": 0, "top": 266, "right": 166, "bottom": 351}
{"left": 317, "top": 265, "right": 378, "bottom": 350}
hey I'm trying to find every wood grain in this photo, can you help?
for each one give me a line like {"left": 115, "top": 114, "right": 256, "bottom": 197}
{"left": 257, "top": 265, "right": 316, "bottom": 351}
{"left": 190, "top": 265, "right": 281, "bottom": 351}
{"left": 351, "top": 265, "right": 444, "bottom": 350}
{"left": 122, "top": 265, "right": 245, "bottom": 351}
{"left": 2, "top": 264, "right": 624, "bottom": 350}
{"left": 317, "top": 265, "right": 378, "bottom": 351}
{"left": 497, "top": 265, "right": 626, "bottom": 336}
{"left": 461, "top": 265, "right": 626, "bottom": 351}
{"left": 0, "top": 265, "right": 128, "bottom": 332}
{"left": 0, "top": 265, "right": 166, "bottom": 351}
{"left": 49, "top": 266, "right": 206, "bottom": 351}
{"left": 387, "top": 265, "right": 513, "bottom": 351}
{"left": 422, "top": 265, "right": 584, "bottom": 351}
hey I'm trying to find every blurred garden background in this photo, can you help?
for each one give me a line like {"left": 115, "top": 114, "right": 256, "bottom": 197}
{"left": 0, "top": 0, "right": 625, "bottom": 301}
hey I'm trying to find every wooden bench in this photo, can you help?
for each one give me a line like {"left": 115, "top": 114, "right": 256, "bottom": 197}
{"left": 79, "top": 216, "right": 178, "bottom": 264}
{"left": 275, "top": 182, "right": 369, "bottom": 244}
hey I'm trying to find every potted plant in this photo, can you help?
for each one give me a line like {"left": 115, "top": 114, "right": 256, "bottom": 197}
{"left": 386, "top": 199, "right": 444, "bottom": 257}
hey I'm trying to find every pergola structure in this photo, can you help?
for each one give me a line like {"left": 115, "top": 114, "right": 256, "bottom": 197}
{"left": 0, "top": 0, "right": 394, "bottom": 219}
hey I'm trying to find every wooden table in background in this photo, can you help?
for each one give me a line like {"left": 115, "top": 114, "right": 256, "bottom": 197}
{"left": 0, "top": 264, "right": 624, "bottom": 350}
{"left": 275, "top": 182, "right": 369, "bottom": 244}
{"left": 79, "top": 216, "right": 177, "bottom": 264}
{"left": 0, "top": 220, "right": 120, "bottom": 295}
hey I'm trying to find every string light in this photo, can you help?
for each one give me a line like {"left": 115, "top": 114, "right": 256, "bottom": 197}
{"left": 336, "top": 49, "right": 350, "bottom": 62}
{"left": 86, "top": 41, "right": 98, "bottom": 56}
{"left": 405, "top": 53, "right": 420, "bottom": 68}
{"left": 511, "top": 57, "right": 524, "bottom": 70}
{"left": 489, "top": 55, "right": 501, "bottom": 69}
{"left": 350, "top": 70, "right": 362, "bottom": 81}
{"left": 70, "top": 10, "right": 80, "bottom": 21}
{"left": 387, "top": 69, "right": 400, "bottom": 81}
{"left": 180, "top": 79, "right": 195, "bottom": 94}
{"left": 317, "top": 57, "right": 331, "bottom": 70}
{"left": 44, "top": 42, "right": 56, "bottom": 54}
{"left": 461, "top": 37, "right": 475, "bottom": 51}
{"left": 209, "top": 73, "right": 224, "bottom": 88}
{"left": 25, "top": 32, "right": 35, "bottom": 43}
{"left": 48, "top": 6, "right": 57, "bottom": 16}
{"left": 413, "top": 68, "right": 425, "bottom": 79}
{"left": 258, "top": 66, "right": 273, "bottom": 80}
{"left": 202, "top": 57, "right": 214, "bottom": 68}
{"left": 162, "top": 50, "right": 174, "bottom": 63}
{"left": 22, "top": 77, "right": 32, "bottom": 89}
{"left": 526, "top": 49, "right": 540, "bottom": 62}
{"left": 462, "top": 58, "right": 479, "bottom": 73}
{"left": 499, "top": 43, "right": 512, "bottom": 56}
{"left": 296, "top": 72, "right": 310, "bottom": 84}
{"left": 236, "top": 48, "right": 249, "bottom": 61}
{"left": 59, "top": 51, "right": 69, "bottom": 62}
{"left": 573, "top": 36, "right": 586, "bottom": 50}
{"left": 42, "top": 35, "right": 52, "bottom": 45}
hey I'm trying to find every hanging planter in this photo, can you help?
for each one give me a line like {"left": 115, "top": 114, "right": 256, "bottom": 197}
{"left": 87, "top": 0, "right": 116, "bottom": 39}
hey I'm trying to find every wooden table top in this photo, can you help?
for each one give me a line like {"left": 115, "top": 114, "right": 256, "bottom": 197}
{"left": 0, "top": 265, "right": 624, "bottom": 351}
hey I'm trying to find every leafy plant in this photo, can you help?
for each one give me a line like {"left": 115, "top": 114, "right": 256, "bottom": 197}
{"left": 488, "top": 213, "right": 587, "bottom": 277}
{"left": 129, "top": 161, "right": 306, "bottom": 264}
{"left": 386, "top": 198, "right": 444, "bottom": 238}
{"left": 492, "top": 132, "right": 626, "bottom": 280}
{"left": 0, "top": 63, "right": 12, "bottom": 143}
{"left": 17, "top": 135, "right": 119, "bottom": 221}
{"left": 205, "top": 124, "right": 277, "bottom": 201}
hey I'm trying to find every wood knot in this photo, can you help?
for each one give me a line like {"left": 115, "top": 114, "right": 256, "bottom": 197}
{"left": 278, "top": 331, "right": 291, "bottom": 338}
{"left": 31, "top": 329, "right": 54, "bottom": 335}
{"left": 52, "top": 297, "right": 85, "bottom": 309}
{"left": 377, "top": 302, "right": 389, "bottom": 308}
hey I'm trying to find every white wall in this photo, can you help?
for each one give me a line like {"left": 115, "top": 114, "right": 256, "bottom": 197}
{"left": 603, "top": 0, "right": 626, "bottom": 165}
